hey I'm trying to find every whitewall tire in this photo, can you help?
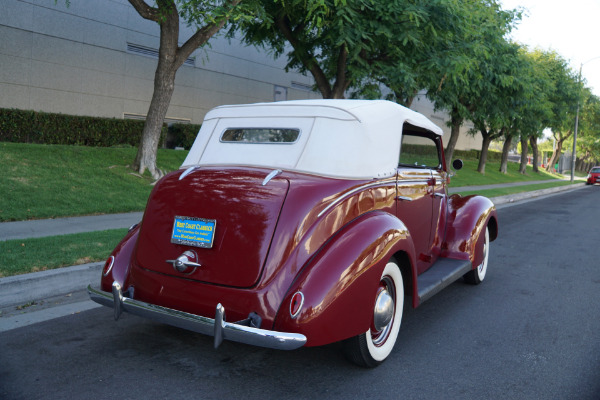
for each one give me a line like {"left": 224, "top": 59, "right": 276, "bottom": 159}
{"left": 343, "top": 259, "right": 404, "bottom": 368}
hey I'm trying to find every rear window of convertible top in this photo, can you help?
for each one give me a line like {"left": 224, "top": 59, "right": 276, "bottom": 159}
{"left": 220, "top": 128, "right": 300, "bottom": 143}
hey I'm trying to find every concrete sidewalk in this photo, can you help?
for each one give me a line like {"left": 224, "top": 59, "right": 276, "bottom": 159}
{"left": 0, "top": 212, "right": 143, "bottom": 241}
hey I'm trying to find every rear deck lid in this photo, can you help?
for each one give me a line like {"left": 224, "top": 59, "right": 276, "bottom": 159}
{"left": 134, "top": 168, "right": 289, "bottom": 288}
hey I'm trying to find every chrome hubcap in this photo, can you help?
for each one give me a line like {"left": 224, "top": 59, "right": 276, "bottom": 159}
{"left": 372, "top": 277, "right": 395, "bottom": 346}
{"left": 373, "top": 288, "right": 394, "bottom": 331}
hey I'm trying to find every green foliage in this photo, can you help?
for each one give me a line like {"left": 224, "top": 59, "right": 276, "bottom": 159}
{"left": 427, "top": 0, "right": 521, "bottom": 119}
{"left": 178, "top": 0, "right": 269, "bottom": 28}
{"left": 0, "top": 108, "right": 167, "bottom": 147}
{"left": 533, "top": 50, "right": 580, "bottom": 135}
{"left": 577, "top": 92, "right": 600, "bottom": 165}
{"left": 237, "top": 0, "right": 468, "bottom": 99}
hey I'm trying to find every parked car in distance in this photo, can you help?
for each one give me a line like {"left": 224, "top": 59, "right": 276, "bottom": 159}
{"left": 586, "top": 166, "right": 600, "bottom": 185}
{"left": 88, "top": 100, "right": 498, "bottom": 367}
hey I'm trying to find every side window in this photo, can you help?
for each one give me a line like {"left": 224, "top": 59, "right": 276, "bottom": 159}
{"left": 399, "top": 132, "right": 441, "bottom": 169}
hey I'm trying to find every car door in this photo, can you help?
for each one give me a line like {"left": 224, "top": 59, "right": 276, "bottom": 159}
{"left": 396, "top": 130, "right": 444, "bottom": 275}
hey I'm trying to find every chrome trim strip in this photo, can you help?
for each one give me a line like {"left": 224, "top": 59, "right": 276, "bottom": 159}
{"left": 289, "top": 291, "right": 304, "bottom": 319}
{"left": 396, "top": 179, "right": 430, "bottom": 184}
{"left": 88, "top": 284, "right": 307, "bottom": 351}
{"left": 179, "top": 166, "right": 198, "bottom": 181}
{"left": 102, "top": 256, "right": 115, "bottom": 277}
{"left": 262, "top": 169, "right": 282, "bottom": 186}
{"left": 317, "top": 180, "right": 394, "bottom": 218}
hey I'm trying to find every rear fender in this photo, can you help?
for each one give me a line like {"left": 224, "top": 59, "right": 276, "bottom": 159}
{"left": 443, "top": 194, "right": 498, "bottom": 268}
{"left": 100, "top": 225, "right": 139, "bottom": 292}
{"left": 273, "top": 211, "right": 415, "bottom": 347}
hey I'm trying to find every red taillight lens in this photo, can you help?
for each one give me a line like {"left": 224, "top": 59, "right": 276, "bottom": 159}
{"left": 289, "top": 291, "right": 304, "bottom": 318}
{"left": 102, "top": 256, "right": 115, "bottom": 277}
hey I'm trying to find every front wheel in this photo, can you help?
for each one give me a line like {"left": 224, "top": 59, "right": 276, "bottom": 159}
{"left": 343, "top": 259, "right": 404, "bottom": 368}
{"left": 464, "top": 226, "right": 490, "bottom": 285}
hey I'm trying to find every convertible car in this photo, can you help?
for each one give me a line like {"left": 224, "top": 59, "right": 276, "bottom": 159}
{"left": 88, "top": 100, "right": 498, "bottom": 367}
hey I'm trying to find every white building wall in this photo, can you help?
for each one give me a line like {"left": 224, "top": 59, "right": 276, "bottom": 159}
{"left": 0, "top": 0, "right": 320, "bottom": 124}
{"left": 0, "top": 0, "right": 482, "bottom": 151}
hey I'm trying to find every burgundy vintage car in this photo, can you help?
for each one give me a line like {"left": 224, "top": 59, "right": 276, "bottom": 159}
{"left": 88, "top": 100, "right": 498, "bottom": 367}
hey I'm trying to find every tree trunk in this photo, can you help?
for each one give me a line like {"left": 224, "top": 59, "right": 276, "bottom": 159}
{"left": 529, "top": 136, "right": 539, "bottom": 173}
{"left": 545, "top": 139, "right": 564, "bottom": 172}
{"left": 444, "top": 111, "right": 462, "bottom": 164}
{"left": 133, "top": 2, "right": 180, "bottom": 179}
{"left": 129, "top": 0, "right": 235, "bottom": 179}
{"left": 134, "top": 66, "right": 177, "bottom": 178}
{"left": 477, "top": 132, "right": 492, "bottom": 174}
{"left": 518, "top": 135, "right": 528, "bottom": 174}
{"left": 499, "top": 135, "right": 513, "bottom": 174}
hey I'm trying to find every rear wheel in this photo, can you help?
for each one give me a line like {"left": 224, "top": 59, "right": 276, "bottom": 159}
{"left": 343, "top": 259, "right": 404, "bottom": 368}
{"left": 464, "top": 226, "right": 490, "bottom": 285}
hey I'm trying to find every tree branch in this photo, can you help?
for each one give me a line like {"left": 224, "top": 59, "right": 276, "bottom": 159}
{"left": 128, "top": 0, "right": 159, "bottom": 22}
{"left": 275, "top": 15, "right": 332, "bottom": 98}
{"left": 178, "top": 0, "right": 241, "bottom": 70}
{"left": 332, "top": 45, "right": 349, "bottom": 98}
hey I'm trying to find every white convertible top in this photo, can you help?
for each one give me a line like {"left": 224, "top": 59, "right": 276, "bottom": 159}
{"left": 181, "top": 99, "right": 443, "bottom": 179}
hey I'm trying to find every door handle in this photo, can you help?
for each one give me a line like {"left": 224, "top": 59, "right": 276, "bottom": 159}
{"left": 396, "top": 196, "right": 413, "bottom": 202}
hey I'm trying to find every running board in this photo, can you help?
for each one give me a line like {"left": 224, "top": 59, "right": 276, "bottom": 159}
{"left": 417, "top": 258, "right": 472, "bottom": 304}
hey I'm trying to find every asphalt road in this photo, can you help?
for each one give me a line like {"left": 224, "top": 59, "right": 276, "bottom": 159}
{"left": 1, "top": 187, "right": 599, "bottom": 400}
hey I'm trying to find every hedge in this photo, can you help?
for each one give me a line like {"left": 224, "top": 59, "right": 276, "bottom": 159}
{"left": 166, "top": 123, "right": 201, "bottom": 150}
{"left": 452, "top": 148, "right": 503, "bottom": 162}
{"left": 0, "top": 108, "right": 204, "bottom": 149}
{"left": 1, "top": 108, "right": 496, "bottom": 157}
{"left": 401, "top": 143, "right": 502, "bottom": 162}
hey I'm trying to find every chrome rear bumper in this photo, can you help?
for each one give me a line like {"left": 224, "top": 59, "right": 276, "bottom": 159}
{"left": 87, "top": 282, "right": 306, "bottom": 351}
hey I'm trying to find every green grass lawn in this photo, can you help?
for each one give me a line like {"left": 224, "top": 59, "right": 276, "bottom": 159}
{"left": 0, "top": 229, "right": 128, "bottom": 277}
{"left": 0, "top": 142, "right": 188, "bottom": 221}
{"left": 448, "top": 159, "right": 561, "bottom": 187}
{"left": 0, "top": 143, "right": 571, "bottom": 222}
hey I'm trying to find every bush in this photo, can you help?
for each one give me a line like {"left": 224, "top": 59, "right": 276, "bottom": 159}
{"left": 452, "top": 148, "right": 502, "bottom": 162}
{"left": 167, "top": 123, "right": 201, "bottom": 149}
{"left": 401, "top": 144, "right": 502, "bottom": 163}
{"left": 0, "top": 108, "right": 167, "bottom": 147}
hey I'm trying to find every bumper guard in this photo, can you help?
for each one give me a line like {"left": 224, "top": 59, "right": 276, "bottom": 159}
{"left": 87, "top": 282, "right": 306, "bottom": 351}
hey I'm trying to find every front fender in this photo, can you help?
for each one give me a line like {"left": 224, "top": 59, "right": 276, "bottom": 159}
{"left": 273, "top": 211, "right": 415, "bottom": 347}
{"left": 443, "top": 194, "right": 498, "bottom": 267}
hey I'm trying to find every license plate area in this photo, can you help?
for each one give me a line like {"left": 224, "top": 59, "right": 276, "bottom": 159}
{"left": 171, "top": 216, "right": 216, "bottom": 248}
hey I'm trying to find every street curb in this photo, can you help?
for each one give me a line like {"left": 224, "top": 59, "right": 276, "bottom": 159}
{"left": 0, "top": 262, "right": 102, "bottom": 308}
{"left": 490, "top": 183, "right": 586, "bottom": 206}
